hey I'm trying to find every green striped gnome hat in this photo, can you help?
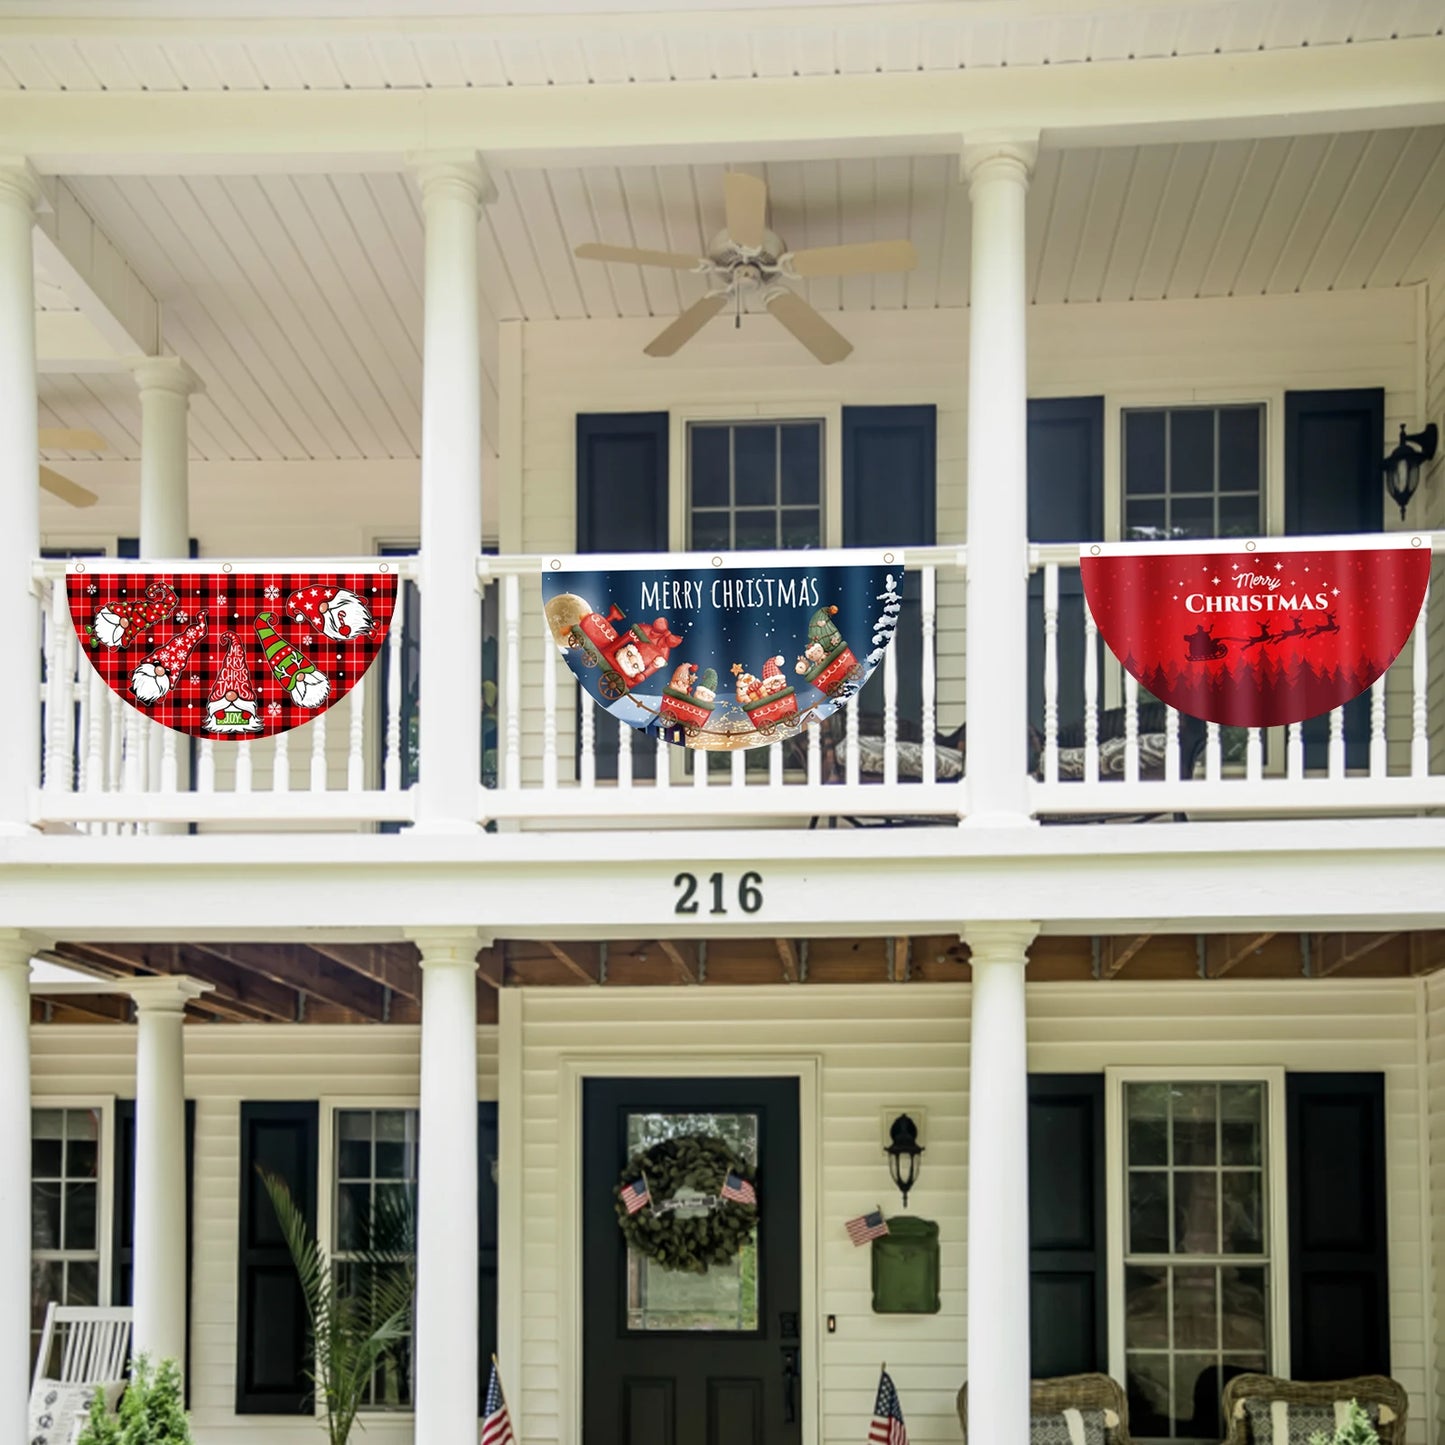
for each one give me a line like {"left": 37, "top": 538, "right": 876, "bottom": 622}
{"left": 253, "top": 611, "right": 330, "bottom": 709}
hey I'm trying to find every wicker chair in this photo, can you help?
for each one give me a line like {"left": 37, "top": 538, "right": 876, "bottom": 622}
{"left": 1220, "top": 1374, "right": 1409, "bottom": 1445}
{"left": 957, "top": 1374, "right": 1133, "bottom": 1445}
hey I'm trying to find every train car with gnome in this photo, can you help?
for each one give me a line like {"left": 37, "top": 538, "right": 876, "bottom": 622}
{"left": 794, "top": 605, "right": 863, "bottom": 695}
{"left": 569, "top": 604, "right": 683, "bottom": 700}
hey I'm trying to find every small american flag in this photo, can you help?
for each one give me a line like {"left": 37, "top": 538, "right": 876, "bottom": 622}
{"left": 868, "top": 1369, "right": 909, "bottom": 1445}
{"left": 845, "top": 1208, "right": 889, "bottom": 1246}
{"left": 621, "top": 1176, "right": 651, "bottom": 1215}
{"left": 481, "top": 1361, "right": 515, "bottom": 1445}
{"left": 721, "top": 1170, "right": 756, "bottom": 1206}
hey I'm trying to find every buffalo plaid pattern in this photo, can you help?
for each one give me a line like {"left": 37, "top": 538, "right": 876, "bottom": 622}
{"left": 67, "top": 570, "right": 397, "bottom": 742}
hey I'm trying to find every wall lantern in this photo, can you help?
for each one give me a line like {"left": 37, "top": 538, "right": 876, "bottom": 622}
{"left": 884, "top": 1113, "right": 924, "bottom": 1208}
{"left": 1382, "top": 423, "right": 1438, "bottom": 519}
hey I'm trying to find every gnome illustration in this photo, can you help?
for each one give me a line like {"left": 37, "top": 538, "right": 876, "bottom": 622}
{"left": 88, "top": 582, "right": 179, "bottom": 649}
{"left": 758, "top": 655, "right": 788, "bottom": 698}
{"left": 667, "top": 662, "right": 697, "bottom": 695}
{"left": 693, "top": 667, "right": 718, "bottom": 704}
{"left": 203, "top": 632, "right": 263, "bottom": 734}
{"left": 806, "top": 604, "right": 842, "bottom": 657}
{"left": 285, "top": 584, "right": 375, "bottom": 642}
{"left": 129, "top": 614, "right": 207, "bottom": 704}
{"left": 254, "top": 612, "right": 330, "bottom": 709}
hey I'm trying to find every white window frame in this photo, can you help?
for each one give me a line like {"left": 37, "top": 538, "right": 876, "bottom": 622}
{"left": 317, "top": 1096, "right": 419, "bottom": 1420}
{"left": 30, "top": 1096, "right": 117, "bottom": 1356}
{"left": 1104, "top": 1066, "right": 1290, "bottom": 1409}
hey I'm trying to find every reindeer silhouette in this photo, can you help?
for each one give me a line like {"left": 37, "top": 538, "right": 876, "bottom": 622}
{"left": 1240, "top": 621, "right": 1275, "bottom": 652}
{"left": 1274, "top": 615, "right": 1309, "bottom": 643}
{"left": 1307, "top": 611, "right": 1340, "bottom": 639}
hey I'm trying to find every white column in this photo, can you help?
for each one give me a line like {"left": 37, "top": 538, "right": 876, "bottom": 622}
{"left": 409, "top": 928, "right": 483, "bottom": 1442}
{"left": 0, "top": 163, "right": 42, "bottom": 833}
{"left": 128, "top": 978, "right": 209, "bottom": 1372}
{"left": 415, "top": 156, "right": 494, "bottom": 833}
{"left": 965, "top": 921, "right": 1038, "bottom": 1445}
{"left": 134, "top": 358, "right": 200, "bottom": 558}
{"left": 962, "top": 137, "right": 1037, "bottom": 825}
{"left": 0, "top": 932, "right": 33, "bottom": 1435}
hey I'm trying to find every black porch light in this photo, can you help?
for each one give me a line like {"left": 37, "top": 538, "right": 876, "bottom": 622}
{"left": 884, "top": 1113, "right": 924, "bottom": 1208}
{"left": 1382, "top": 423, "right": 1438, "bottom": 519}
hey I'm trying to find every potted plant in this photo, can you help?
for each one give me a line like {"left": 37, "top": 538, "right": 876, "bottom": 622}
{"left": 76, "top": 1355, "right": 192, "bottom": 1445}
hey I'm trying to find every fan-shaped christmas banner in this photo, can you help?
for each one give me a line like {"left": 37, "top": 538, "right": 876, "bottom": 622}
{"left": 1078, "top": 535, "right": 1431, "bottom": 728}
{"left": 541, "top": 550, "right": 903, "bottom": 751}
{"left": 67, "top": 568, "right": 398, "bottom": 740}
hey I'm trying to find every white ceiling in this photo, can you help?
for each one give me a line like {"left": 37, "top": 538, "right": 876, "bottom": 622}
{"left": 34, "top": 124, "right": 1445, "bottom": 467}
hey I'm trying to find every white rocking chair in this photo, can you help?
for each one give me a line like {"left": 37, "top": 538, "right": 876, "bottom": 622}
{"left": 32, "top": 1303, "right": 133, "bottom": 1392}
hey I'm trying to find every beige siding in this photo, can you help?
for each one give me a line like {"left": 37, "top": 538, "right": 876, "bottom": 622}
{"left": 1427, "top": 974, "right": 1445, "bottom": 1445}
{"left": 1426, "top": 263, "right": 1445, "bottom": 772}
{"left": 31, "top": 1024, "right": 499, "bottom": 1444}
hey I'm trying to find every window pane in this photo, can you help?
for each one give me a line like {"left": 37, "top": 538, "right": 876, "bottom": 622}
{"left": 1173, "top": 1171, "right": 1219, "bottom": 1254}
{"left": 1127, "top": 1352, "right": 1173, "bottom": 1440}
{"left": 780, "top": 424, "right": 820, "bottom": 505}
{"left": 1171, "top": 1266, "right": 1216, "bottom": 1349}
{"left": 1126, "top": 499, "right": 1168, "bottom": 542}
{"left": 336, "top": 1182, "right": 370, "bottom": 1251}
{"left": 1220, "top": 1085, "right": 1263, "bottom": 1166}
{"left": 690, "top": 511, "right": 731, "bottom": 551}
{"left": 31, "top": 1258, "right": 62, "bottom": 1333}
{"left": 1221, "top": 1266, "right": 1269, "bottom": 1351}
{"left": 1219, "top": 408, "right": 1261, "bottom": 490}
{"left": 31, "top": 1110, "right": 63, "bottom": 1178}
{"left": 1126, "top": 1083, "right": 1170, "bottom": 1167}
{"left": 1218, "top": 493, "right": 1261, "bottom": 538}
{"left": 734, "top": 509, "right": 777, "bottom": 550}
{"left": 1170, "top": 410, "right": 1215, "bottom": 493}
{"left": 1222, "top": 1172, "right": 1264, "bottom": 1254}
{"left": 691, "top": 427, "right": 730, "bottom": 508}
{"left": 733, "top": 426, "right": 777, "bottom": 507}
{"left": 1126, "top": 411, "right": 1166, "bottom": 494}
{"left": 1129, "top": 1170, "right": 1169, "bottom": 1254}
{"left": 1175, "top": 1353, "right": 1221, "bottom": 1439}
{"left": 1125, "top": 1264, "right": 1169, "bottom": 1347}
{"left": 32, "top": 1183, "right": 61, "bottom": 1249}
{"left": 66, "top": 1113, "right": 100, "bottom": 1181}
{"left": 65, "top": 1183, "right": 98, "bottom": 1250}
{"left": 66, "top": 1259, "right": 99, "bottom": 1307}
{"left": 1170, "top": 494, "right": 1214, "bottom": 540}
{"left": 1172, "top": 1085, "right": 1217, "bottom": 1166}
{"left": 780, "top": 509, "right": 821, "bottom": 550}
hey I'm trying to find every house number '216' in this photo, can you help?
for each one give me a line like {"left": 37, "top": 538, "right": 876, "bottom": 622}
{"left": 674, "top": 871, "right": 763, "bottom": 916}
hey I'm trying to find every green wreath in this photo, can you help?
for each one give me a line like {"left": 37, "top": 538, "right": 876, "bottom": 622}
{"left": 615, "top": 1133, "right": 758, "bottom": 1275}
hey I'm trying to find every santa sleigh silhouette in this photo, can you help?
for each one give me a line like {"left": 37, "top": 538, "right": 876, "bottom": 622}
{"left": 1183, "top": 624, "right": 1230, "bottom": 662}
{"left": 569, "top": 604, "right": 682, "bottom": 701}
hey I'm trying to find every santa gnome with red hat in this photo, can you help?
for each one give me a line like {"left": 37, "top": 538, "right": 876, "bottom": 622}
{"left": 88, "top": 582, "right": 178, "bottom": 649}
{"left": 285, "top": 584, "right": 374, "bottom": 642}
{"left": 130, "top": 614, "right": 207, "bottom": 704}
{"left": 204, "top": 632, "right": 263, "bottom": 734}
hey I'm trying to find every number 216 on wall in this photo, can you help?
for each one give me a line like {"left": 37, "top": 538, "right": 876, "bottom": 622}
{"left": 674, "top": 871, "right": 763, "bottom": 916}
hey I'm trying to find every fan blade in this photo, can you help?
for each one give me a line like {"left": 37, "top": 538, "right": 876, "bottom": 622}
{"left": 575, "top": 242, "right": 703, "bottom": 271}
{"left": 724, "top": 172, "right": 767, "bottom": 250}
{"left": 788, "top": 239, "right": 918, "bottom": 278}
{"left": 643, "top": 294, "right": 729, "bottom": 358}
{"left": 38, "top": 426, "right": 109, "bottom": 452}
{"left": 39, "top": 465, "right": 99, "bottom": 508}
{"left": 766, "top": 291, "right": 853, "bottom": 365}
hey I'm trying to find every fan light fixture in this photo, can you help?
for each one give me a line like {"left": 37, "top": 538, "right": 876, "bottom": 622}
{"left": 1382, "top": 423, "right": 1438, "bottom": 520}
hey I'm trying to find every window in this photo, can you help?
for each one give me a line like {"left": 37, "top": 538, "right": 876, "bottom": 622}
{"left": 688, "top": 421, "right": 823, "bottom": 551}
{"left": 333, "top": 1108, "right": 418, "bottom": 1410}
{"left": 31, "top": 1106, "right": 106, "bottom": 1370}
{"left": 1123, "top": 406, "right": 1264, "bottom": 541}
{"left": 1115, "top": 1077, "right": 1281, "bottom": 1443}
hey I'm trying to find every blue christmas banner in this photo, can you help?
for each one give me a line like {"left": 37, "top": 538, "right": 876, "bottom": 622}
{"left": 541, "top": 551, "right": 902, "bottom": 751}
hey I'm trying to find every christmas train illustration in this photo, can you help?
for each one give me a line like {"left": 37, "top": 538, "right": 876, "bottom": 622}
{"left": 567, "top": 604, "right": 684, "bottom": 700}
{"left": 659, "top": 663, "right": 720, "bottom": 729}
{"left": 793, "top": 605, "right": 863, "bottom": 694}
{"left": 732, "top": 656, "right": 799, "bottom": 731}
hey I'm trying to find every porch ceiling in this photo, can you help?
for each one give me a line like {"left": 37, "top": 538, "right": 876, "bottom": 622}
{"left": 35, "top": 124, "right": 1445, "bottom": 472}
{"left": 31, "top": 930, "right": 1445, "bottom": 1024}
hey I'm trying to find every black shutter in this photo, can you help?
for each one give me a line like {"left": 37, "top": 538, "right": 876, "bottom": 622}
{"left": 842, "top": 406, "right": 937, "bottom": 733}
{"left": 117, "top": 537, "right": 200, "bottom": 558}
{"left": 1284, "top": 390, "right": 1384, "bottom": 768}
{"left": 1286, "top": 1073, "right": 1389, "bottom": 1379}
{"left": 478, "top": 1101, "right": 499, "bottom": 1413}
{"left": 112, "top": 1100, "right": 197, "bottom": 1393}
{"left": 236, "top": 1102, "right": 318, "bottom": 1415}
{"left": 576, "top": 412, "right": 669, "bottom": 780}
{"left": 1027, "top": 1074, "right": 1107, "bottom": 1376}
{"left": 1026, "top": 398, "right": 1104, "bottom": 735}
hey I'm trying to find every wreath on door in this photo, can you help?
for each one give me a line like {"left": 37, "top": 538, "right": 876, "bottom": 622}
{"left": 615, "top": 1132, "right": 758, "bottom": 1274}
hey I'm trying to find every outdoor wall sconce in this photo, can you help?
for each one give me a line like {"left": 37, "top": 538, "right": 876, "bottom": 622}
{"left": 884, "top": 1113, "right": 924, "bottom": 1208}
{"left": 1382, "top": 423, "right": 1438, "bottom": 519}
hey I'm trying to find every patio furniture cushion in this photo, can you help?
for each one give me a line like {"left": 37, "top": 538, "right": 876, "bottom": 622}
{"left": 1222, "top": 1375, "right": 1408, "bottom": 1445}
{"left": 1242, "top": 1398, "right": 1390, "bottom": 1445}
{"left": 958, "top": 1373, "right": 1133, "bottom": 1445}
{"left": 1031, "top": 1406, "right": 1111, "bottom": 1445}
{"left": 28, "top": 1377, "right": 123, "bottom": 1445}
{"left": 837, "top": 734, "right": 964, "bottom": 781}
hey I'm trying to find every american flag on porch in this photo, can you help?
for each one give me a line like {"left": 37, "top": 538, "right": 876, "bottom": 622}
{"left": 867, "top": 1368, "right": 909, "bottom": 1445}
{"left": 721, "top": 1170, "right": 756, "bottom": 1206}
{"left": 481, "top": 1360, "right": 515, "bottom": 1445}
{"left": 620, "top": 1176, "right": 651, "bottom": 1215}
{"left": 845, "top": 1208, "right": 889, "bottom": 1246}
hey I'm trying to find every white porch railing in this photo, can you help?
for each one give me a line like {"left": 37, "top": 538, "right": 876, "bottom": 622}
{"left": 31, "top": 557, "right": 418, "bottom": 829}
{"left": 478, "top": 548, "right": 970, "bottom": 825}
{"left": 1029, "top": 538, "right": 1445, "bottom": 817}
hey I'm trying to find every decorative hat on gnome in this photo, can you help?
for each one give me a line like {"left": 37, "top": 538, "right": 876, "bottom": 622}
{"left": 693, "top": 667, "right": 718, "bottom": 704}
{"left": 130, "top": 614, "right": 207, "bottom": 704}
{"left": 204, "top": 632, "right": 263, "bottom": 734}
{"left": 285, "top": 583, "right": 375, "bottom": 642}
{"left": 88, "top": 582, "right": 178, "bottom": 649}
{"left": 254, "top": 612, "right": 329, "bottom": 709}
{"left": 758, "top": 655, "right": 789, "bottom": 697}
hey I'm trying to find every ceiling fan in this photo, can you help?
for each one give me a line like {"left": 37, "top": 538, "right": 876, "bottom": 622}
{"left": 574, "top": 172, "right": 916, "bottom": 365}
{"left": 38, "top": 427, "right": 104, "bottom": 509}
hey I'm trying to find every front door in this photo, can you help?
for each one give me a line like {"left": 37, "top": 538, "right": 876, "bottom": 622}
{"left": 582, "top": 1076, "right": 802, "bottom": 1444}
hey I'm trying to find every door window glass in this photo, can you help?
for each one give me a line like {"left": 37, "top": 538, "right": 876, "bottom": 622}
{"left": 688, "top": 422, "right": 823, "bottom": 551}
{"left": 31, "top": 1106, "right": 103, "bottom": 1371}
{"left": 624, "top": 1111, "right": 759, "bottom": 1332}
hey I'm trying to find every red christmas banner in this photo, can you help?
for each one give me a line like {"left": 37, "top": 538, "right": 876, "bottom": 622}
{"left": 67, "top": 568, "right": 398, "bottom": 740}
{"left": 1078, "top": 536, "right": 1431, "bottom": 729}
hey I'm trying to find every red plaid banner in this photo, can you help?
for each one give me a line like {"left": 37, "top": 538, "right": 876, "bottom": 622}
{"left": 67, "top": 569, "right": 398, "bottom": 742}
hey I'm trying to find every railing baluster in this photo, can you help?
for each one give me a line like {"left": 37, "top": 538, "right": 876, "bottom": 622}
{"left": 56, "top": 584, "right": 77, "bottom": 793}
{"left": 1369, "top": 675, "right": 1387, "bottom": 779}
{"left": 616, "top": 725, "right": 632, "bottom": 790}
{"left": 72, "top": 638, "right": 88, "bottom": 797}
{"left": 309, "top": 711, "right": 327, "bottom": 792}
{"left": 122, "top": 707, "right": 143, "bottom": 801}
{"left": 1412, "top": 580, "right": 1430, "bottom": 778}
{"left": 236, "top": 739, "right": 254, "bottom": 794}
{"left": 197, "top": 738, "right": 215, "bottom": 794}
{"left": 159, "top": 722, "right": 178, "bottom": 793}
{"left": 1327, "top": 706, "right": 1345, "bottom": 780}
{"left": 1123, "top": 671, "right": 1140, "bottom": 785}
{"left": 1164, "top": 706, "right": 1180, "bottom": 784}
{"left": 106, "top": 692, "right": 122, "bottom": 796}
{"left": 769, "top": 738, "right": 783, "bottom": 789}
{"left": 347, "top": 675, "right": 366, "bottom": 791}
{"left": 1205, "top": 722, "right": 1222, "bottom": 783}
{"left": 384, "top": 583, "right": 404, "bottom": 792}
{"left": 542, "top": 615, "right": 558, "bottom": 793}
{"left": 580, "top": 688, "right": 596, "bottom": 789}
{"left": 882, "top": 618, "right": 898, "bottom": 788}
{"left": 655, "top": 735, "right": 669, "bottom": 789}
{"left": 504, "top": 575, "right": 522, "bottom": 792}
{"left": 1245, "top": 728, "right": 1262, "bottom": 784}
{"left": 806, "top": 715, "right": 821, "bottom": 788}
{"left": 1083, "top": 601, "right": 1099, "bottom": 785}
{"left": 693, "top": 746, "right": 709, "bottom": 790}
{"left": 921, "top": 565, "right": 937, "bottom": 786}
{"left": 43, "top": 580, "right": 64, "bottom": 792}
{"left": 731, "top": 747, "right": 746, "bottom": 788}
{"left": 1287, "top": 722, "right": 1304, "bottom": 780}
{"left": 1043, "top": 563, "right": 1059, "bottom": 786}
{"left": 85, "top": 666, "right": 105, "bottom": 797}
{"left": 845, "top": 693, "right": 860, "bottom": 788}
{"left": 272, "top": 727, "right": 291, "bottom": 792}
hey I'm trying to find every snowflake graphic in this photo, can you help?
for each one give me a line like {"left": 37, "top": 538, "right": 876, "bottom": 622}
{"left": 188, "top": 674, "right": 201, "bottom": 686}
{"left": 263, "top": 585, "right": 280, "bottom": 601}
{"left": 85, "top": 583, "right": 98, "bottom": 595}
{"left": 216, "top": 594, "right": 228, "bottom": 610}
{"left": 175, "top": 611, "right": 189, "bottom": 624}
{"left": 267, "top": 701, "right": 282, "bottom": 717}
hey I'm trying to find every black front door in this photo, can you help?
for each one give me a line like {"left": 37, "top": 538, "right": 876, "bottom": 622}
{"left": 582, "top": 1076, "right": 802, "bottom": 1445}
